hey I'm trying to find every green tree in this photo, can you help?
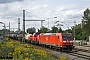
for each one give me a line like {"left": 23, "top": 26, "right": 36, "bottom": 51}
{"left": 27, "top": 27, "right": 36, "bottom": 34}
{"left": 58, "top": 27, "right": 63, "bottom": 33}
{"left": 39, "top": 26, "right": 50, "bottom": 33}
{"left": 74, "top": 24, "right": 82, "bottom": 40}
{"left": 64, "top": 29, "right": 72, "bottom": 33}
{"left": 51, "top": 26, "right": 58, "bottom": 33}
{"left": 82, "top": 8, "right": 90, "bottom": 33}
{"left": 82, "top": 8, "right": 90, "bottom": 40}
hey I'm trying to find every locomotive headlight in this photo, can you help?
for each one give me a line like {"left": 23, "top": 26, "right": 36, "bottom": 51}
{"left": 70, "top": 41, "right": 73, "bottom": 43}
{"left": 60, "top": 46, "right": 62, "bottom": 47}
{"left": 63, "top": 41, "right": 66, "bottom": 43}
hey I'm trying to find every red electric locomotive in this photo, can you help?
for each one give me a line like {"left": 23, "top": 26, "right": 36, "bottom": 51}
{"left": 26, "top": 32, "right": 74, "bottom": 51}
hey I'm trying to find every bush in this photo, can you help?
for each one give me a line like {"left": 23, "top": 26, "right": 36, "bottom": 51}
{"left": 0, "top": 38, "right": 68, "bottom": 60}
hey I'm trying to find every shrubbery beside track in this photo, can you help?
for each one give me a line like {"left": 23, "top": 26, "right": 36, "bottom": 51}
{"left": 0, "top": 38, "right": 68, "bottom": 60}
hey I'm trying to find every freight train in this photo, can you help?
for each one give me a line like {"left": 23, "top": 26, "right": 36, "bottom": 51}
{"left": 9, "top": 32, "right": 74, "bottom": 51}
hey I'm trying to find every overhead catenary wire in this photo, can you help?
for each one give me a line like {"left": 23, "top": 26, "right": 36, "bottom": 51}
{"left": 25, "top": 10, "right": 42, "bottom": 19}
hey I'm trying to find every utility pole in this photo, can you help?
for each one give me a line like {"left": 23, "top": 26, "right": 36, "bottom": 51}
{"left": 18, "top": 18, "right": 20, "bottom": 33}
{"left": 47, "top": 18, "right": 49, "bottom": 29}
{"left": 18, "top": 18, "right": 20, "bottom": 41}
{"left": 74, "top": 20, "right": 76, "bottom": 41}
{"left": 81, "top": 19, "right": 83, "bottom": 28}
{"left": 34, "top": 22, "right": 36, "bottom": 32}
{"left": 23, "top": 10, "right": 25, "bottom": 43}
{"left": 4, "top": 23, "right": 6, "bottom": 41}
{"left": 9, "top": 22, "right": 10, "bottom": 40}
{"left": 41, "top": 20, "right": 43, "bottom": 28}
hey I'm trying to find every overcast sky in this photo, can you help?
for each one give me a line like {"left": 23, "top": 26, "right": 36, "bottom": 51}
{"left": 0, "top": 0, "right": 90, "bottom": 31}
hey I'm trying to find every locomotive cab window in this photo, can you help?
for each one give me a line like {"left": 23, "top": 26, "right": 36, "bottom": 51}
{"left": 62, "top": 35, "right": 67, "bottom": 39}
{"left": 62, "top": 34, "right": 72, "bottom": 40}
{"left": 67, "top": 35, "right": 72, "bottom": 39}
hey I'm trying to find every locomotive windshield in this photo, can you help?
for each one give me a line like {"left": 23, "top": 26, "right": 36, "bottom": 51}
{"left": 62, "top": 34, "right": 72, "bottom": 40}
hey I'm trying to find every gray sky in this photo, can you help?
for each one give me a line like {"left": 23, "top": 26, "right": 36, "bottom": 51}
{"left": 0, "top": 0, "right": 90, "bottom": 31}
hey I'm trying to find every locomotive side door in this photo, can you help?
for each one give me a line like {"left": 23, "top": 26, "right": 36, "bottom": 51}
{"left": 57, "top": 34, "right": 63, "bottom": 47}
{"left": 55, "top": 35, "right": 60, "bottom": 47}
{"left": 56, "top": 35, "right": 59, "bottom": 46}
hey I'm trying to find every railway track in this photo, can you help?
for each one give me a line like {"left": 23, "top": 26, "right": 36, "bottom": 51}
{"left": 67, "top": 47, "right": 90, "bottom": 60}
{"left": 74, "top": 48, "right": 90, "bottom": 53}
{"left": 83, "top": 45, "right": 90, "bottom": 47}
{"left": 68, "top": 52, "right": 90, "bottom": 59}
{"left": 74, "top": 45, "right": 90, "bottom": 47}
